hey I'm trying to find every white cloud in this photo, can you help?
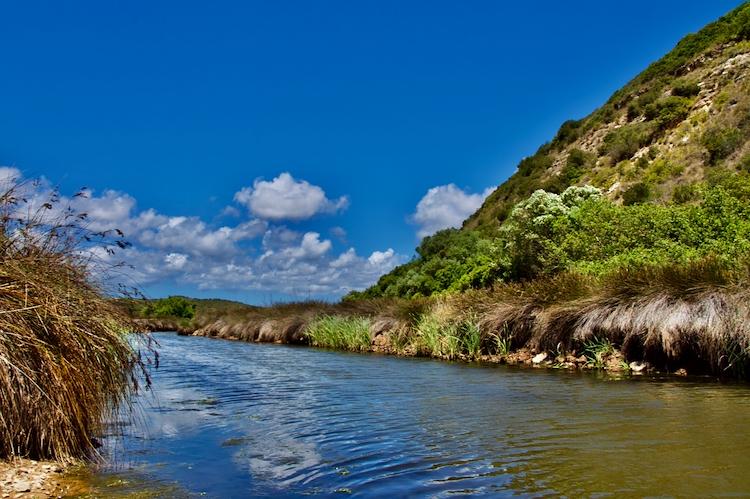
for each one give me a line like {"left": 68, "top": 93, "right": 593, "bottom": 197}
{"left": 411, "top": 184, "right": 494, "bottom": 238}
{"left": 3, "top": 169, "right": 399, "bottom": 299}
{"left": 136, "top": 216, "right": 266, "bottom": 258}
{"left": 234, "top": 172, "right": 348, "bottom": 221}
{"left": 368, "top": 248, "right": 395, "bottom": 266}
{"left": 164, "top": 252, "right": 188, "bottom": 270}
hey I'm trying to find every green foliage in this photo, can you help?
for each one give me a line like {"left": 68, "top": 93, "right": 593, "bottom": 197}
{"left": 600, "top": 123, "right": 654, "bottom": 163}
{"left": 740, "top": 153, "right": 750, "bottom": 173}
{"left": 368, "top": 4, "right": 750, "bottom": 300}
{"left": 673, "top": 183, "right": 702, "bottom": 204}
{"left": 141, "top": 296, "right": 196, "bottom": 319}
{"left": 517, "top": 152, "right": 553, "bottom": 178}
{"left": 459, "top": 318, "right": 483, "bottom": 360}
{"left": 644, "top": 96, "right": 693, "bottom": 130}
{"left": 702, "top": 126, "right": 744, "bottom": 164}
{"left": 364, "top": 174, "right": 750, "bottom": 298}
{"left": 502, "top": 186, "right": 602, "bottom": 279}
{"left": 621, "top": 182, "right": 652, "bottom": 205}
{"left": 412, "top": 313, "right": 484, "bottom": 360}
{"left": 545, "top": 149, "right": 594, "bottom": 193}
{"left": 361, "top": 229, "right": 489, "bottom": 298}
{"left": 583, "top": 337, "right": 615, "bottom": 369}
{"left": 553, "top": 119, "right": 584, "bottom": 146}
{"left": 627, "top": 87, "right": 662, "bottom": 120}
{"left": 672, "top": 79, "right": 701, "bottom": 97}
{"left": 621, "top": 3, "right": 750, "bottom": 94}
{"left": 306, "top": 315, "right": 372, "bottom": 352}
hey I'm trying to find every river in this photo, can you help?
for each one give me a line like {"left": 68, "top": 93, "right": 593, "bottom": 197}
{"left": 90, "top": 331, "right": 750, "bottom": 497}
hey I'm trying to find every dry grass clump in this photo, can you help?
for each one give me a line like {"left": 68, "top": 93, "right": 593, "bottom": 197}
{"left": 0, "top": 181, "right": 144, "bottom": 461}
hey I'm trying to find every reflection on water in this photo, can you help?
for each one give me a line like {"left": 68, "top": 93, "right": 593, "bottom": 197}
{"left": 94, "top": 332, "right": 750, "bottom": 497}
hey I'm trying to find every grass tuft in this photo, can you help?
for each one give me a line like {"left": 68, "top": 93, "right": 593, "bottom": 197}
{"left": 0, "top": 180, "right": 146, "bottom": 461}
{"left": 306, "top": 315, "right": 372, "bottom": 352}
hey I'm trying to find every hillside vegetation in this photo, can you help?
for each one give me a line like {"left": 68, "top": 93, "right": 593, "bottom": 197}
{"left": 358, "top": 2, "right": 750, "bottom": 299}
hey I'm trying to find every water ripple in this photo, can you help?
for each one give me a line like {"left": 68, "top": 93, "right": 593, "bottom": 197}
{"left": 98, "top": 332, "right": 750, "bottom": 498}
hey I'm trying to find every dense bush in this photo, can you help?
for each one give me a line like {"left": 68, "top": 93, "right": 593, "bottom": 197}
{"left": 621, "top": 182, "right": 652, "bottom": 206}
{"left": 702, "top": 126, "right": 744, "bottom": 163}
{"left": 627, "top": 88, "right": 662, "bottom": 120}
{"left": 545, "top": 149, "right": 594, "bottom": 193}
{"left": 672, "top": 79, "right": 701, "bottom": 97}
{"left": 644, "top": 96, "right": 693, "bottom": 130}
{"left": 600, "top": 123, "right": 654, "bottom": 162}
{"left": 553, "top": 119, "right": 584, "bottom": 146}
{"left": 141, "top": 296, "right": 196, "bottom": 319}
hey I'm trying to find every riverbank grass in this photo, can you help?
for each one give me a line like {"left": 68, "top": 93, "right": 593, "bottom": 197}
{"left": 0, "top": 181, "right": 144, "bottom": 461}
{"left": 306, "top": 315, "right": 372, "bottom": 352}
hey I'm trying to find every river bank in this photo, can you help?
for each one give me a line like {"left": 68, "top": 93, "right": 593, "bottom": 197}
{"left": 133, "top": 259, "right": 750, "bottom": 378}
{"left": 0, "top": 459, "right": 84, "bottom": 498}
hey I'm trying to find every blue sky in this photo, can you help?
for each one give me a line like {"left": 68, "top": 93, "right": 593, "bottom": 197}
{"left": 0, "top": 0, "right": 743, "bottom": 303}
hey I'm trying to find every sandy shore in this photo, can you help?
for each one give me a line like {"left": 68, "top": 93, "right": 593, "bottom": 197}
{"left": 0, "top": 459, "right": 89, "bottom": 498}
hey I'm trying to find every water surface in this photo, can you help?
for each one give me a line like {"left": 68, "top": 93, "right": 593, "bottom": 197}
{"left": 95, "top": 332, "right": 750, "bottom": 497}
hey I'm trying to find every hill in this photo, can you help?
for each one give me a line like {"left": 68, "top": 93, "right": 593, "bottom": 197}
{"left": 358, "top": 2, "right": 750, "bottom": 299}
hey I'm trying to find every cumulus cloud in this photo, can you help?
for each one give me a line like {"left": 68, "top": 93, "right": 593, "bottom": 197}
{"left": 164, "top": 253, "right": 188, "bottom": 270}
{"left": 4, "top": 168, "right": 398, "bottom": 298}
{"left": 411, "top": 184, "right": 494, "bottom": 238}
{"left": 234, "top": 172, "right": 348, "bottom": 221}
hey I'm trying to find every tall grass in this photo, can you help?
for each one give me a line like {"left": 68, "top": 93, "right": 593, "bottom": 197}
{"left": 306, "top": 315, "right": 372, "bottom": 352}
{"left": 0, "top": 180, "right": 145, "bottom": 461}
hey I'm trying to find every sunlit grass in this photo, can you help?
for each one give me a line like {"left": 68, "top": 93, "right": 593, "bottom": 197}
{"left": 306, "top": 315, "right": 372, "bottom": 352}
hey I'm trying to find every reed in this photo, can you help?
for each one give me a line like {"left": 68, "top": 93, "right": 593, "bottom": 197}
{"left": 0, "top": 180, "right": 145, "bottom": 461}
{"left": 306, "top": 315, "right": 372, "bottom": 352}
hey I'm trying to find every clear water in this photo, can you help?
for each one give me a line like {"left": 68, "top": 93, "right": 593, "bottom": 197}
{"left": 94, "top": 332, "right": 750, "bottom": 497}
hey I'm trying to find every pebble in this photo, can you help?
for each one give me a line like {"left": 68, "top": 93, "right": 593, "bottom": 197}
{"left": 532, "top": 352, "right": 548, "bottom": 364}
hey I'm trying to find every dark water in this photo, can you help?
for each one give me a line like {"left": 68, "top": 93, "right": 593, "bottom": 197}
{"left": 95, "top": 332, "right": 750, "bottom": 497}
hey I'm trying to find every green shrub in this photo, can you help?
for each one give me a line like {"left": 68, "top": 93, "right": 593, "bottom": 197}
{"left": 644, "top": 96, "right": 693, "bottom": 130}
{"left": 672, "top": 80, "right": 701, "bottom": 97}
{"left": 622, "top": 182, "right": 652, "bottom": 205}
{"left": 739, "top": 153, "right": 750, "bottom": 172}
{"left": 600, "top": 123, "right": 654, "bottom": 162}
{"left": 459, "top": 318, "right": 483, "bottom": 360}
{"left": 702, "top": 126, "right": 744, "bottom": 163}
{"left": 673, "top": 183, "right": 701, "bottom": 204}
{"left": 142, "top": 296, "right": 196, "bottom": 319}
{"left": 627, "top": 88, "right": 662, "bottom": 120}
{"left": 545, "top": 148, "right": 594, "bottom": 193}
{"left": 517, "top": 152, "right": 553, "bottom": 178}
{"left": 553, "top": 119, "right": 584, "bottom": 146}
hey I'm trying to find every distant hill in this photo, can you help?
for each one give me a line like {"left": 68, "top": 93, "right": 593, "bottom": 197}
{"left": 358, "top": 2, "right": 750, "bottom": 299}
